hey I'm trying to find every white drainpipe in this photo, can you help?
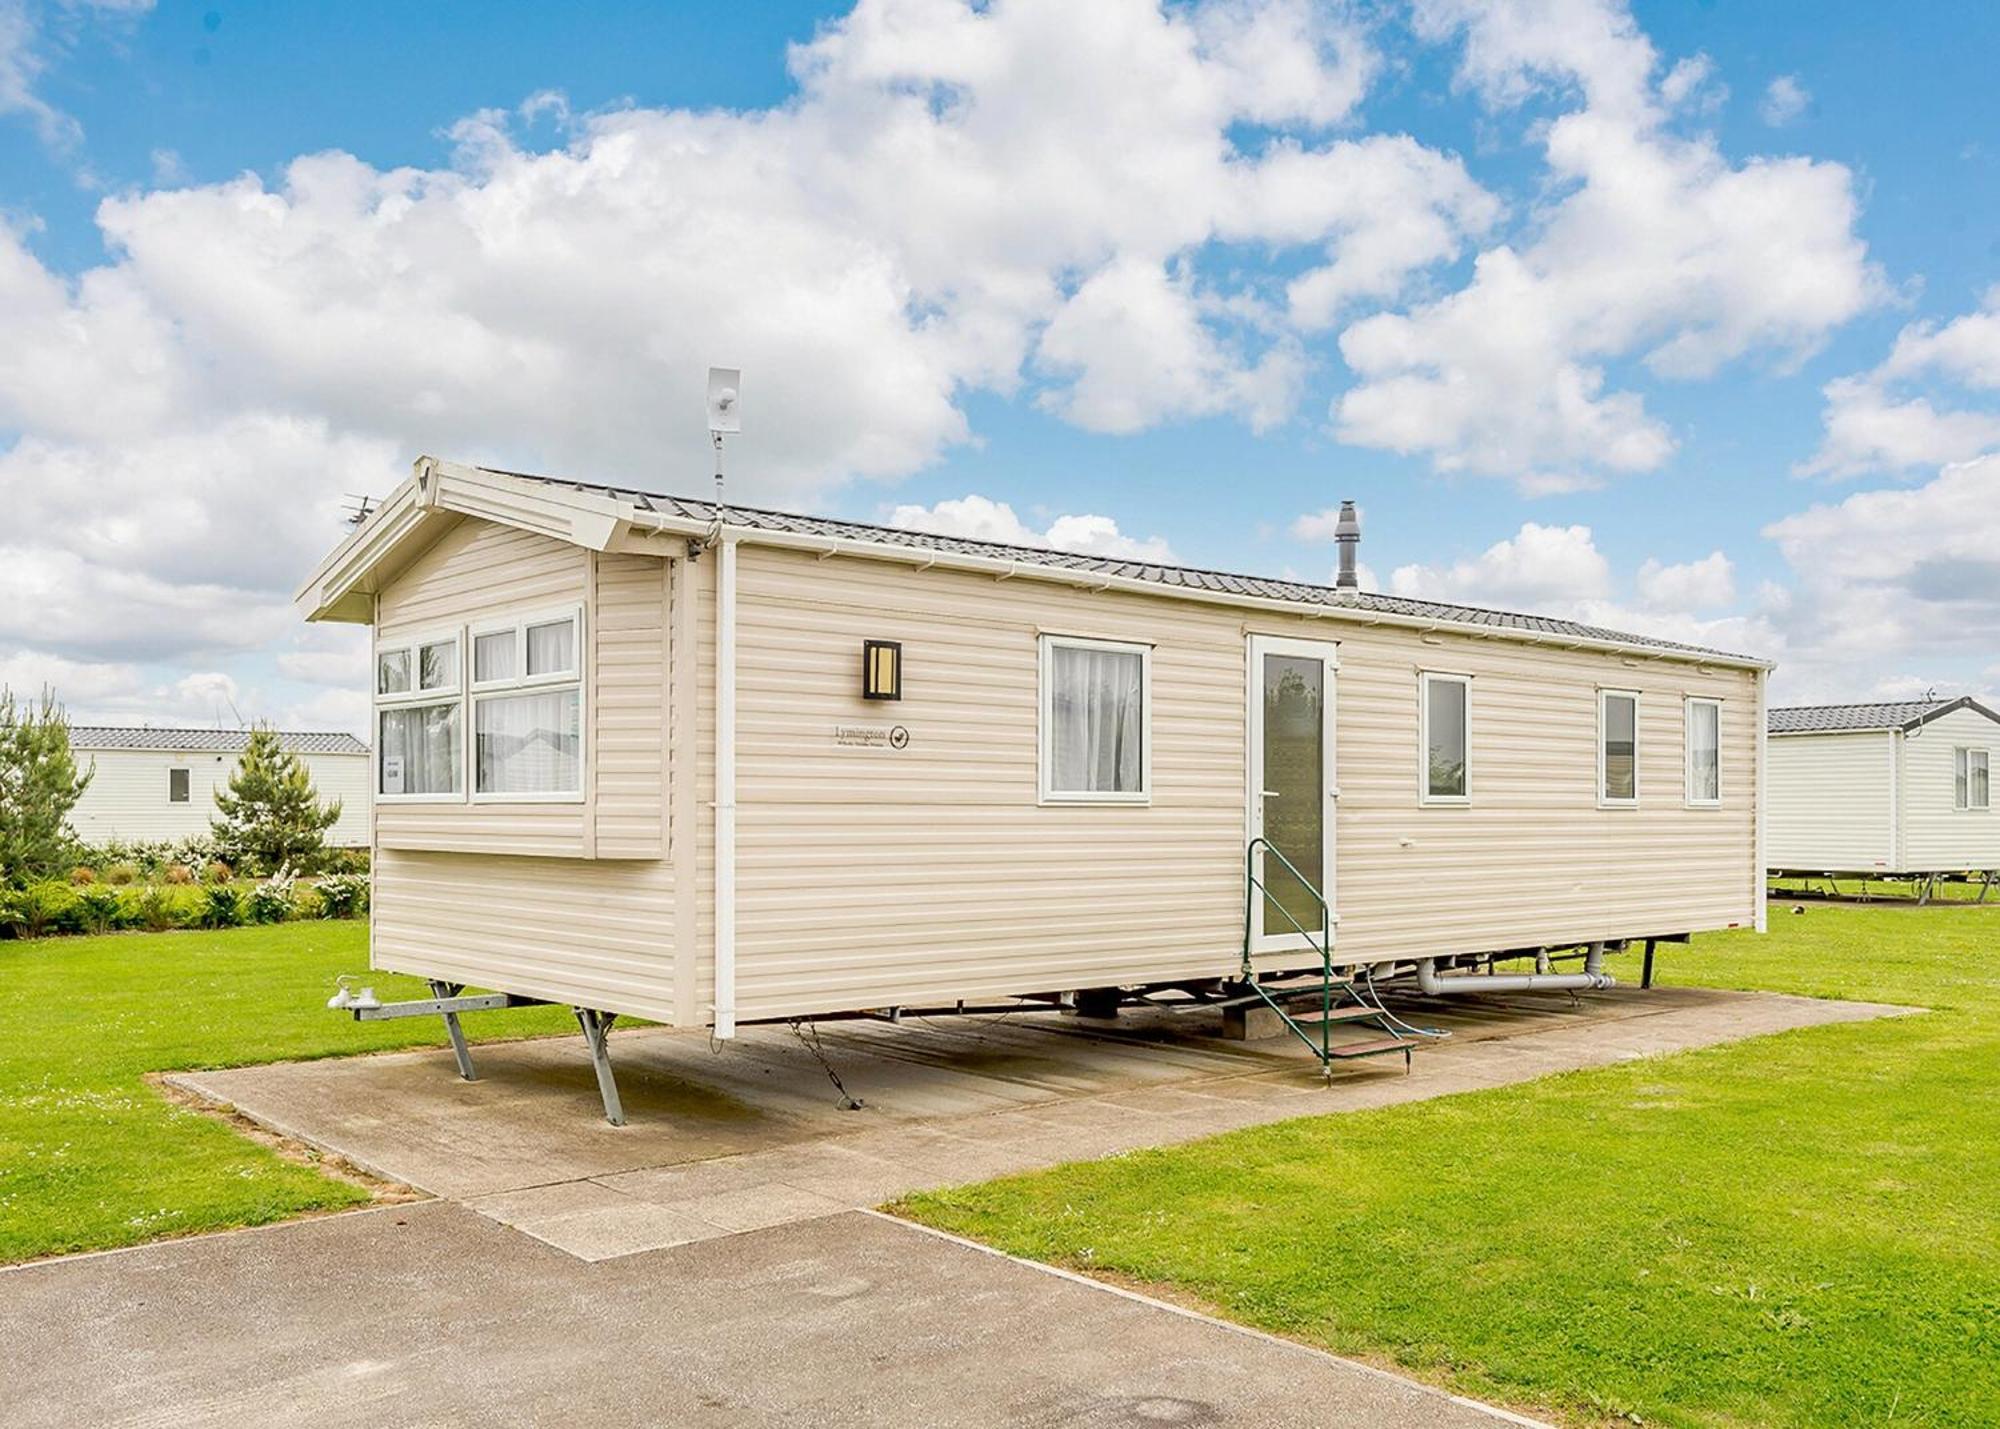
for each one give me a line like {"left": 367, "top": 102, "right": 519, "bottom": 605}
{"left": 1416, "top": 943, "right": 1616, "bottom": 995}
{"left": 714, "top": 535, "right": 738, "bottom": 1038}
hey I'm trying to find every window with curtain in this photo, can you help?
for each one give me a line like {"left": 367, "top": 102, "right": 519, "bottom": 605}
{"left": 477, "top": 690, "right": 582, "bottom": 794}
{"left": 1956, "top": 748, "right": 1990, "bottom": 810}
{"left": 1601, "top": 690, "right": 1639, "bottom": 804}
{"left": 1041, "top": 635, "right": 1148, "bottom": 801}
{"left": 469, "top": 609, "right": 584, "bottom": 797}
{"left": 1686, "top": 698, "right": 1721, "bottom": 806}
{"left": 1421, "top": 673, "right": 1469, "bottom": 801}
{"left": 377, "top": 629, "right": 464, "bottom": 798}
{"left": 378, "top": 702, "right": 462, "bottom": 795}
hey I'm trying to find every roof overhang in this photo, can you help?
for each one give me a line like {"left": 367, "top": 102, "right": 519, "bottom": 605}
{"left": 296, "top": 459, "right": 1775, "bottom": 672}
{"left": 294, "top": 458, "right": 629, "bottom": 622}
{"left": 1905, "top": 696, "right": 2000, "bottom": 732}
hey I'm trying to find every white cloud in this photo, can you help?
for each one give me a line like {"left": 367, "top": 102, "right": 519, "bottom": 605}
{"left": 1760, "top": 75, "right": 1810, "bottom": 127}
{"left": 886, "top": 494, "right": 1174, "bottom": 562}
{"left": 1764, "top": 455, "right": 2000, "bottom": 683}
{"left": 1339, "top": 0, "right": 1881, "bottom": 490}
{"left": 1389, "top": 521, "right": 1612, "bottom": 608}
{"left": 1802, "top": 287, "right": 2000, "bottom": 477}
{"left": 1635, "top": 551, "right": 1734, "bottom": 611}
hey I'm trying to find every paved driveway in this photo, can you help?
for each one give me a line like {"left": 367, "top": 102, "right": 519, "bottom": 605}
{"left": 2, "top": 1201, "right": 1536, "bottom": 1429}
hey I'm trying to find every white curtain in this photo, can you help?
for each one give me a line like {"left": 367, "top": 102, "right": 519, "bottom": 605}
{"left": 474, "top": 630, "right": 518, "bottom": 683}
{"left": 1050, "top": 646, "right": 1143, "bottom": 793}
{"left": 527, "top": 619, "right": 576, "bottom": 677}
{"left": 476, "top": 690, "right": 580, "bottom": 794}
{"left": 1690, "top": 702, "right": 1719, "bottom": 801}
{"left": 379, "top": 703, "right": 460, "bottom": 794}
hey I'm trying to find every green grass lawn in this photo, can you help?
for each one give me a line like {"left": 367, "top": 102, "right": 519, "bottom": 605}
{"left": 902, "top": 905, "right": 2000, "bottom": 1428}
{"left": 0, "top": 922, "right": 571, "bottom": 1263}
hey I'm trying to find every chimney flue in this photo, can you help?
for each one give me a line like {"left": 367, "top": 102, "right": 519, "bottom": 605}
{"left": 1334, "top": 500, "right": 1360, "bottom": 590}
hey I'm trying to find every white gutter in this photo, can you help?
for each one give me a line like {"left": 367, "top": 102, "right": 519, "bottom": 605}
{"left": 713, "top": 536, "right": 738, "bottom": 1038}
{"left": 1754, "top": 667, "right": 1769, "bottom": 933}
{"left": 633, "top": 511, "right": 1773, "bottom": 674}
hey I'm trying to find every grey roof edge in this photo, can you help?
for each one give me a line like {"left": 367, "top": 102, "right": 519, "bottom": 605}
{"left": 67, "top": 726, "right": 370, "bottom": 755}
{"left": 1767, "top": 697, "right": 2000, "bottom": 735}
{"left": 475, "top": 465, "right": 1773, "bottom": 670}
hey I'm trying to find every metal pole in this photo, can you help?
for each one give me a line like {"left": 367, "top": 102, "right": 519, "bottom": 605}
{"left": 1641, "top": 939, "right": 1656, "bottom": 990}
{"left": 574, "top": 1008, "right": 626, "bottom": 1126}
{"left": 428, "top": 980, "right": 477, "bottom": 1081}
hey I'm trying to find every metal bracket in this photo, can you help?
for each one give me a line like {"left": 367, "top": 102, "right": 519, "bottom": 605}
{"left": 574, "top": 1008, "right": 626, "bottom": 1126}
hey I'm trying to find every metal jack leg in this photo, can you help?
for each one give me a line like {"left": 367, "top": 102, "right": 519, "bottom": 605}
{"left": 428, "top": 981, "right": 478, "bottom": 1081}
{"left": 574, "top": 1008, "right": 626, "bottom": 1126}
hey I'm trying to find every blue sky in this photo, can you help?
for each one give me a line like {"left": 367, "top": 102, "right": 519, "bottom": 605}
{"left": 3, "top": 0, "right": 1997, "bottom": 733}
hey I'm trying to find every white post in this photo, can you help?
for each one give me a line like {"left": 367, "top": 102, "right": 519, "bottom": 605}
{"left": 1754, "top": 666, "right": 1769, "bottom": 934}
{"left": 714, "top": 536, "right": 738, "bottom": 1037}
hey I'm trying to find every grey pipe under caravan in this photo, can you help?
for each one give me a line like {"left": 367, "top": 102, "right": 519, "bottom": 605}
{"left": 1414, "top": 943, "right": 1617, "bottom": 995}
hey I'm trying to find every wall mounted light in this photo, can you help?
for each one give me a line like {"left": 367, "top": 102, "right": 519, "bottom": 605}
{"left": 862, "top": 639, "right": 902, "bottom": 700}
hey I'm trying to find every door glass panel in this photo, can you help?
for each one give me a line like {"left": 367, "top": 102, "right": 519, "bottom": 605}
{"left": 1262, "top": 653, "right": 1325, "bottom": 940}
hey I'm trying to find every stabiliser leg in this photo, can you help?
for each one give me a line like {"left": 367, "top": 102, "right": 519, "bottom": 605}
{"left": 428, "top": 980, "right": 478, "bottom": 1081}
{"left": 574, "top": 1008, "right": 626, "bottom": 1127}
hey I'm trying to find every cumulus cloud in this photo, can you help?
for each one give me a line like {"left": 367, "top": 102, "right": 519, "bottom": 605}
{"left": 1760, "top": 75, "right": 1810, "bottom": 127}
{"left": 1337, "top": 0, "right": 1881, "bottom": 490}
{"left": 1764, "top": 456, "right": 2000, "bottom": 682}
{"left": 1635, "top": 551, "right": 1735, "bottom": 611}
{"left": 1802, "top": 287, "right": 2000, "bottom": 477}
{"left": 1389, "top": 521, "right": 1612, "bottom": 608}
{"left": 886, "top": 494, "right": 1175, "bottom": 562}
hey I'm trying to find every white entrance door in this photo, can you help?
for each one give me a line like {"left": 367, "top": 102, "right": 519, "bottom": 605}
{"left": 1246, "top": 635, "right": 1338, "bottom": 956}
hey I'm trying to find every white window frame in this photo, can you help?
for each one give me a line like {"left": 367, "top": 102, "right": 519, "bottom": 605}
{"left": 468, "top": 605, "right": 586, "bottom": 804}
{"left": 1684, "top": 696, "right": 1722, "bottom": 809}
{"left": 1955, "top": 747, "right": 1990, "bottom": 811}
{"left": 1417, "top": 670, "right": 1472, "bottom": 806}
{"left": 167, "top": 767, "right": 190, "bottom": 804}
{"left": 1037, "top": 633, "right": 1152, "bottom": 806}
{"left": 1598, "top": 688, "right": 1641, "bottom": 808}
{"left": 374, "top": 625, "right": 467, "bottom": 804}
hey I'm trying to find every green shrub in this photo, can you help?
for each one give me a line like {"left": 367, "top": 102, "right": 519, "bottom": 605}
{"left": 127, "top": 884, "right": 182, "bottom": 933}
{"left": 103, "top": 863, "right": 138, "bottom": 886}
{"left": 314, "top": 872, "right": 370, "bottom": 919}
{"left": 195, "top": 884, "right": 246, "bottom": 929}
{"left": 1, "top": 881, "right": 79, "bottom": 939}
{"left": 73, "top": 885, "right": 124, "bottom": 934}
{"left": 293, "top": 885, "right": 326, "bottom": 920}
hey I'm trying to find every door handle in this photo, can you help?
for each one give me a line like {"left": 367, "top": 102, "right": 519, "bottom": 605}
{"left": 1261, "top": 789, "right": 1282, "bottom": 798}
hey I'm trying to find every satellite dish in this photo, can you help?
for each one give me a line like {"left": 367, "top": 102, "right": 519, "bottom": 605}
{"left": 706, "top": 366, "right": 742, "bottom": 434}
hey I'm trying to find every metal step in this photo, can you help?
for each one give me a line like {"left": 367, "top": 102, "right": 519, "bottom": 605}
{"left": 1323, "top": 1035, "right": 1416, "bottom": 1060}
{"left": 1286, "top": 1006, "right": 1390, "bottom": 1028}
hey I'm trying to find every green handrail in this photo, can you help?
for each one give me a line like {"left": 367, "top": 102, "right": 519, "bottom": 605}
{"left": 1242, "top": 836, "right": 1335, "bottom": 1064}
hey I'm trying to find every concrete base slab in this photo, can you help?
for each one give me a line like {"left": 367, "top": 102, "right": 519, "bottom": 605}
{"left": 0, "top": 1203, "right": 1537, "bottom": 1429}
{"left": 165, "top": 986, "right": 1916, "bottom": 1264}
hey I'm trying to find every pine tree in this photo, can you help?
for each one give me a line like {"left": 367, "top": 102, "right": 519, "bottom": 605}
{"left": 0, "top": 687, "right": 93, "bottom": 886}
{"left": 211, "top": 726, "right": 342, "bottom": 875}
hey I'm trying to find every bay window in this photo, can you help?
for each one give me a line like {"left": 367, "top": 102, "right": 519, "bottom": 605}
{"left": 374, "top": 610, "right": 582, "bottom": 802}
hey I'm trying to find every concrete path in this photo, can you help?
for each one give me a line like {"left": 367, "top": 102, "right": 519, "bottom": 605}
{"left": 168, "top": 985, "right": 1911, "bottom": 1261}
{"left": 0, "top": 1201, "right": 1538, "bottom": 1429}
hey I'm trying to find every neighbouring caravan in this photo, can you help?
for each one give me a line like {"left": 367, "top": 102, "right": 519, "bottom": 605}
{"left": 67, "top": 727, "right": 371, "bottom": 848}
{"left": 1767, "top": 698, "right": 2000, "bottom": 886}
{"left": 298, "top": 460, "right": 1770, "bottom": 1113}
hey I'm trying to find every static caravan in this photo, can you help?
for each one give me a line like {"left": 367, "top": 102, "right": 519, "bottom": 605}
{"left": 298, "top": 459, "right": 1770, "bottom": 1118}
{"left": 1768, "top": 698, "right": 2000, "bottom": 893}
{"left": 67, "top": 727, "right": 371, "bottom": 848}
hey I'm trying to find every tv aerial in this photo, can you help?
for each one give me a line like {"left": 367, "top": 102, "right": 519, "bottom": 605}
{"left": 706, "top": 366, "right": 741, "bottom": 519}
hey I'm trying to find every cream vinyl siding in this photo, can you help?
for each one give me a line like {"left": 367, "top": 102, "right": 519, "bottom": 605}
{"left": 1765, "top": 733, "right": 1895, "bottom": 871}
{"left": 725, "top": 544, "right": 1759, "bottom": 1022}
{"left": 1900, "top": 706, "right": 2000, "bottom": 871}
{"left": 590, "top": 552, "right": 670, "bottom": 859}
{"left": 69, "top": 748, "right": 370, "bottom": 847}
